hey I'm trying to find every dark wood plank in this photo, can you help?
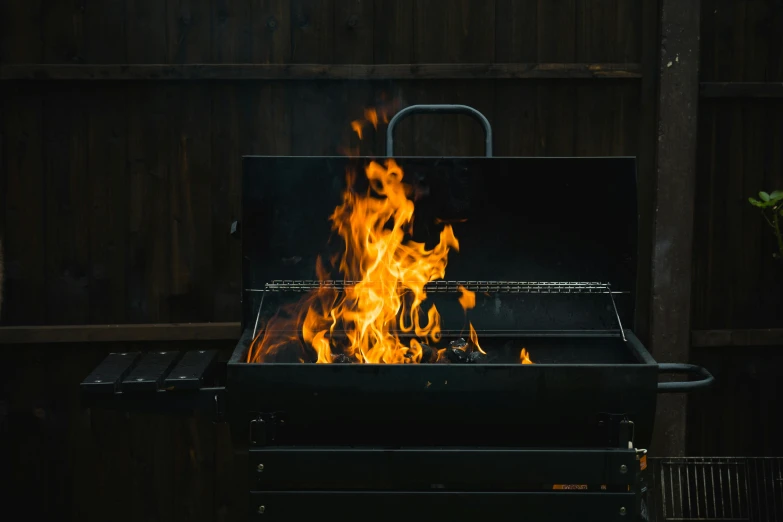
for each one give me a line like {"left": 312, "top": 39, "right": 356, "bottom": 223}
{"left": 167, "top": 0, "right": 212, "bottom": 63}
{"left": 84, "top": 0, "right": 127, "bottom": 63}
{"left": 126, "top": 0, "right": 168, "bottom": 63}
{"left": 649, "top": 0, "right": 701, "bottom": 458}
{"left": 291, "top": 0, "right": 335, "bottom": 64}
{"left": 43, "top": 87, "right": 90, "bottom": 324}
{"left": 699, "top": 0, "right": 718, "bottom": 82}
{"left": 690, "top": 101, "right": 717, "bottom": 331}
{"left": 82, "top": 2, "right": 129, "bottom": 325}
{"left": 372, "top": 0, "right": 413, "bottom": 155}
{"left": 0, "top": 0, "right": 43, "bottom": 63}
{"left": 412, "top": 1, "right": 495, "bottom": 157}
{"left": 42, "top": 0, "right": 85, "bottom": 63}
{"left": 0, "top": 322, "right": 240, "bottom": 344}
{"left": 212, "top": 0, "right": 252, "bottom": 62}
{"left": 537, "top": 0, "right": 575, "bottom": 62}
{"left": 214, "top": 421, "right": 236, "bottom": 522}
{"left": 251, "top": 0, "right": 292, "bottom": 63}
{"left": 535, "top": 1, "right": 577, "bottom": 157}
{"left": 688, "top": 347, "right": 783, "bottom": 455}
{"left": 126, "top": 0, "right": 169, "bottom": 322}
{"left": 738, "top": 102, "right": 767, "bottom": 325}
{"left": 332, "top": 1, "right": 376, "bottom": 154}
{"left": 211, "top": 85, "right": 245, "bottom": 322}
{"left": 494, "top": 0, "right": 537, "bottom": 157}
{"left": 616, "top": 0, "right": 642, "bottom": 63}
{"left": 708, "top": 0, "right": 746, "bottom": 82}
{"left": 334, "top": 0, "right": 373, "bottom": 64}
{"left": 575, "top": 82, "right": 617, "bottom": 156}
{"left": 289, "top": 1, "right": 338, "bottom": 156}
{"left": 127, "top": 412, "right": 176, "bottom": 521}
{"left": 701, "top": 82, "right": 783, "bottom": 98}
{"left": 414, "top": 0, "right": 495, "bottom": 63}
{"left": 759, "top": 100, "right": 783, "bottom": 320}
{"left": 373, "top": 0, "right": 413, "bottom": 64}
{"left": 87, "top": 85, "right": 129, "bottom": 324}
{"left": 576, "top": 0, "right": 618, "bottom": 62}
{"left": 692, "top": 329, "right": 783, "bottom": 348}
{"left": 0, "top": 62, "right": 643, "bottom": 80}
{"left": 127, "top": 86, "right": 172, "bottom": 322}
{"left": 173, "top": 415, "right": 216, "bottom": 522}
{"left": 1, "top": 87, "right": 45, "bottom": 325}
{"left": 495, "top": 0, "right": 537, "bottom": 63}
{"left": 169, "top": 85, "right": 213, "bottom": 322}
{"left": 692, "top": 98, "right": 783, "bottom": 331}
{"left": 535, "top": 80, "right": 576, "bottom": 156}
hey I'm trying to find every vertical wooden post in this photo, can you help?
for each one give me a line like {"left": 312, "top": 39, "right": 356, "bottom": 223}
{"left": 650, "top": 0, "right": 701, "bottom": 456}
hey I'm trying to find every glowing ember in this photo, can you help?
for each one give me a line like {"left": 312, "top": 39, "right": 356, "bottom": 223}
{"left": 246, "top": 107, "right": 533, "bottom": 365}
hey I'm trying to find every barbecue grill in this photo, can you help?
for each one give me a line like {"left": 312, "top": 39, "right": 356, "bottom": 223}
{"left": 81, "top": 105, "right": 714, "bottom": 522}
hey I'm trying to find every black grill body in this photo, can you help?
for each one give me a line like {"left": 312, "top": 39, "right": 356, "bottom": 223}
{"left": 81, "top": 153, "right": 714, "bottom": 522}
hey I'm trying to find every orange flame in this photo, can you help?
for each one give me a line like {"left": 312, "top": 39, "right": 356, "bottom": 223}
{"left": 248, "top": 155, "right": 459, "bottom": 364}
{"left": 520, "top": 348, "right": 534, "bottom": 364}
{"left": 247, "top": 104, "right": 532, "bottom": 365}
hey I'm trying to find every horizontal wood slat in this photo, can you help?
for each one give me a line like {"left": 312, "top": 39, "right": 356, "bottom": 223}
{"left": 0, "top": 63, "right": 642, "bottom": 81}
{"left": 692, "top": 329, "right": 783, "bottom": 348}
{"left": 0, "top": 322, "right": 241, "bottom": 344}
{"left": 700, "top": 82, "right": 783, "bottom": 98}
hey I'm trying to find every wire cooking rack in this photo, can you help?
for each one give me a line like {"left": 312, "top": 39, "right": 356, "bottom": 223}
{"left": 648, "top": 457, "right": 783, "bottom": 521}
{"left": 247, "top": 280, "right": 629, "bottom": 341}
{"left": 248, "top": 280, "right": 625, "bottom": 294}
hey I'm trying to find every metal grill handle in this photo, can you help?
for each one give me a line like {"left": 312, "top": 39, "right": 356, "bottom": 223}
{"left": 386, "top": 104, "right": 493, "bottom": 157}
{"left": 657, "top": 363, "right": 715, "bottom": 393}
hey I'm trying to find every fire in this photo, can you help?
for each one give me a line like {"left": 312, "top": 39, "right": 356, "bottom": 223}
{"left": 247, "top": 105, "right": 533, "bottom": 365}
{"left": 520, "top": 348, "right": 534, "bottom": 364}
{"left": 350, "top": 108, "right": 390, "bottom": 140}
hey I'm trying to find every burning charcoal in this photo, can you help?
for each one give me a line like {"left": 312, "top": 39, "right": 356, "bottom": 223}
{"left": 420, "top": 343, "right": 437, "bottom": 363}
{"left": 445, "top": 338, "right": 470, "bottom": 363}
{"left": 331, "top": 353, "right": 353, "bottom": 364}
{"left": 467, "top": 350, "right": 488, "bottom": 364}
{"left": 450, "top": 338, "right": 469, "bottom": 351}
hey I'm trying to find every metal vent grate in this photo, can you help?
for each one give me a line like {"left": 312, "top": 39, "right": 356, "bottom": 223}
{"left": 649, "top": 457, "right": 783, "bottom": 521}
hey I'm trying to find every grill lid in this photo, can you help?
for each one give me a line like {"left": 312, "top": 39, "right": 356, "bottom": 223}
{"left": 241, "top": 156, "right": 638, "bottom": 334}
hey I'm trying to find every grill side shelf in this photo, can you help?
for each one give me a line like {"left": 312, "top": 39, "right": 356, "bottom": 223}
{"left": 80, "top": 350, "right": 226, "bottom": 418}
{"left": 163, "top": 349, "right": 218, "bottom": 390}
{"left": 122, "top": 350, "right": 180, "bottom": 391}
{"left": 81, "top": 352, "right": 141, "bottom": 393}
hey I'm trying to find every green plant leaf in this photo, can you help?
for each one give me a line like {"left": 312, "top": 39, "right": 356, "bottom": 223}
{"left": 770, "top": 190, "right": 783, "bottom": 201}
{"left": 749, "top": 197, "right": 765, "bottom": 207}
{"left": 760, "top": 191, "right": 771, "bottom": 202}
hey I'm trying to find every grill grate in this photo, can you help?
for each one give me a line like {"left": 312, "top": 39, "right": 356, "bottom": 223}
{"left": 248, "top": 280, "right": 626, "bottom": 294}
{"left": 649, "top": 457, "right": 783, "bottom": 521}
{"left": 248, "top": 280, "right": 629, "bottom": 341}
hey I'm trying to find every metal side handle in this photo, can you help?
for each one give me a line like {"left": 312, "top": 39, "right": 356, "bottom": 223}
{"left": 386, "top": 104, "right": 493, "bottom": 157}
{"left": 657, "top": 363, "right": 714, "bottom": 393}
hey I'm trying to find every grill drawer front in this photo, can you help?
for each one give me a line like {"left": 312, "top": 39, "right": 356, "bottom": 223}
{"left": 248, "top": 491, "right": 637, "bottom": 522}
{"left": 249, "top": 447, "right": 641, "bottom": 490}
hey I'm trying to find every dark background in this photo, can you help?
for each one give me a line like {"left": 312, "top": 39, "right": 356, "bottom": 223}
{"left": 0, "top": 0, "right": 782, "bottom": 520}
